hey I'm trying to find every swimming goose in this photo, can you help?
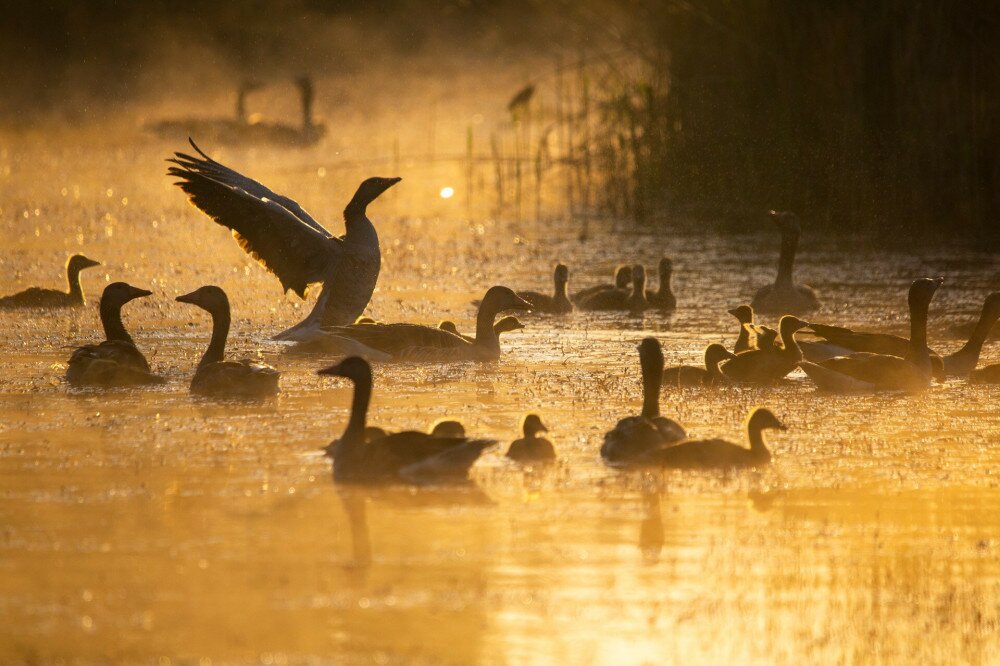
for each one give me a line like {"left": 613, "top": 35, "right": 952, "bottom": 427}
{"left": 516, "top": 263, "right": 573, "bottom": 314}
{"left": 176, "top": 286, "right": 280, "bottom": 397}
{"left": 601, "top": 338, "right": 687, "bottom": 466}
{"left": 662, "top": 344, "right": 735, "bottom": 387}
{"left": 578, "top": 264, "right": 648, "bottom": 314}
{"left": 719, "top": 315, "right": 809, "bottom": 383}
{"left": 571, "top": 265, "right": 631, "bottom": 304}
{"left": 318, "top": 356, "right": 496, "bottom": 484}
{"left": 645, "top": 257, "right": 677, "bottom": 311}
{"left": 942, "top": 293, "right": 1000, "bottom": 377}
{"left": 1, "top": 254, "right": 101, "bottom": 308}
{"left": 168, "top": 138, "right": 399, "bottom": 342}
{"left": 507, "top": 414, "right": 556, "bottom": 462}
{"left": 728, "top": 305, "right": 756, "bottom": 353}
{"left": 316, "top": 287, "right": 531, "bottom": 362}
{"left": 799, "top": 278, "right": 942, "bottom": 392}
{"left": 751, "top": 211, "right": 820, "bottom": 315}
{"left": 245, "top": 77, "right": 328, "bottom": 147}
{"left": 66, "top": 282, "right": 164, "bottom": 386}
{"left": 635, "top": 408, "right": 785, "bottom": 469}
{"left": 146, "top": 80, "right": 262, "bottom": 143}
{"left": 438, "top": 316, "right": 525, "bottom": 343}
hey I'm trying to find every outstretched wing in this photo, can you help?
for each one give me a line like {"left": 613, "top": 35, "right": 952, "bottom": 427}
{"left": 169, "top": 166, "right": 341, "bottom": 298}
{"left": 169, "top": 138, "right": 329, "bottom": 235}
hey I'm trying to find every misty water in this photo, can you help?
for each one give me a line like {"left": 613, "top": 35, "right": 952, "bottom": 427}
{"left": 2, "top": 137, "right": 1000, "bottom": 663}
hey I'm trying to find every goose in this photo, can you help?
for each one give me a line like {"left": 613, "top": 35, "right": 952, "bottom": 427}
{"left": 635, "top": 408, "right": 785, "bottom": 470}
{"left": 942, "top": 293, "right": 1000, "bottom": 377}
{"left": 66, "top": 282, "right": 164, "bottom": 386}
{"left": 751, "top": 211, "right": 820, "bottom": 314}
{"left": 1, "top": 254, "right": 101, "bottom": 308}
{"left": 245, "top": 77, "right": 328, "bottom": 147}
{"left": 719, "top": 315, "right": 810, "bottom": 383}
{"left": 645, "top": 257, "right": 676, "bottom": 311}
{"left": 430, "top": 420, "right": 467, "bottom": 438}
{"left": 438, "top": 316, "right": 525, "bottom": 343}
{"left": 799, "top": 278, "right": 942, "bottom": 392}
{"left": 168, "top": 138, "right": 399, "bottom": 342}
{"left": 314, "top": 286, "right": 531, "bottom": 362}
{"left": 601, "top": 337, "right": 687, "bottom": 466}
{"left": 145, "top": 80, "right": 262, "bottom": 143}
{"left": 571, "top": 265, "right": 631, "bottom": 304}
{"left": 515, "top": 263, "right": 572, "bottom": 314}
{"left": 662, "top": 344, "right": 735, "bottom": 387}
{"left": 578, "top": 264, "right": 648, "bottom": 314}
{"left": 969, "top": 364, "right": 1000, "bottom": 384}
{"left": 176, "top": 286, "right": 280, "bottom": 396}
{"left": 318, "top": 356, "right": 496, "bottom": 483}
{"left": 728, "top": 305, "right": 755, "bottom": 353}
{"left": 506, "top": 414, "right": 556, "bottom": 462}
{"left": 749, "top": 324, "right": 780, "bottom": 351}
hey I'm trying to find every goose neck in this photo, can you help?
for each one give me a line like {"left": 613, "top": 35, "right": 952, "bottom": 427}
{"left": 747, "top": 424, "right": 772, "bottom": 459}
{"left": 640, "top": 358, "right": 662, "bottom": 419}
{"left": 67, "top": 264, "right": 85, "bottom": 302}
{"left": 474, "top": 303, "right": 502, "bottom": 351}
{"left": 778, "top": 319, "right": 802, "bottom": 360}
{"left": 100, "top": 299, "right": 133, "bottom": 344}
{"left": 200, "top": 305, "right": 230, "bottom": 367}
{"left": 776, "top": 230, "right": 798, "bottom": 286}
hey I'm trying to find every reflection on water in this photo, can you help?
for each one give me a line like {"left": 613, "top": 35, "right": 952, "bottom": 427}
{"left": 2, "top": 139, "right": 1000, "bottom": 662}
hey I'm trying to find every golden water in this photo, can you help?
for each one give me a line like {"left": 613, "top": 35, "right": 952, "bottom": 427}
{"left": 2, "top": 136, "right": 999, "bottom": 664}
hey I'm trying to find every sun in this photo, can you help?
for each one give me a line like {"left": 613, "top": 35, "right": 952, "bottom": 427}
{"left": 439, "top": 186, "right": 455, "bottom": 199}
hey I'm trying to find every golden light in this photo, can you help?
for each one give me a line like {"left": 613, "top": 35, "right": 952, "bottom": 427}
{"left": 439, "top": 186, "right": 455, "bottom": 199}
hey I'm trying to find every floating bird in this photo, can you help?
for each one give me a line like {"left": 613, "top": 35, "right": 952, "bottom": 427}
{"left": 645, "top": 257, "right": 676, "bottom": 311}
{"left": 168, "top": 139, "right": 400, "bottom": 342}
{"left": 244, "top": 77, "right": 328, "bottom": 147}
{"left": 145, "top": 80, "right": 262, "bottom": 143}
{"left": 799, "top": 278, "right": 942, "bottom": 392}
{"left": 506, "top": 414, "right": 556, "bottom": 462}
{"left": 438, "top": 316, "right": 525, "bottom": 343}
{"left": 515, "top": 263, "right": 572, "bottom": 314}
{"left": 942, "top": 293, "right": 1000, "bottom": 377}
{"left": 751, "top": 211, "right": 820, "bottom": 315}
{"left": 571, "top": 265, "right": 631, "bottom": 304}
{"left": 176, "top": 286, "right": 280, "bottom": 397}
{"left": 313, "top": 287, "right": 531, "bottom": 362}
{"left": 318, "top": 356, "right": 496, "bottom": 484}
{"left": 601, "top": 338, "right": 687, "bottom": 466}
{"left": 635, "top": 408, "right": 785, "bottom": 470}
{"left": 727, "top": 304, "right": 756, "bottom": 353}
{"left": 1, "top": 254, "right": 100, "bottom": 308}
{"left": 578, "top": 264, "right": 648, "bottom": 314}
{"left": 662, "top": 343, "right": 735, "bottom": 387}
{"left": 66, "top": 282, "right": 164, "bottom": 387}
{"left": 719, "top": 315, "right": 809, "bottom": 384}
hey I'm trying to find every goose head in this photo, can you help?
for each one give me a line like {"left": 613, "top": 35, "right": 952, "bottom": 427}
{"left": 614, "top": 265, "right": 633, "bottom": 289}
{"left": 494, "top": 316, "right": 525, "bottom": 335}
{"left": 631, "top": 264, "right": 647, "bottom": 291}
{"left": 438, "top": 320, "right": 460, "bottom": 335}
{"left": 68, "top": 254, "right": 101, "bottom": 273}
{"left": 748, "top": 407, "right": 787, "bottom": 433}
{"left": 768, "top": 210, "right": 801, "bottom": 236}
{"left": 317, "top": 355, "right": 372, "bottom": 384}
{"left": 657, "top": 257, "right": 672, "bottom": 279}
{"left": 430, "top": 420, "right": 466, "bottom": 438}
{"left": 727, "top": 304, "right": 754, "bottom": 325}
{"left": 638, "top": 337, "right": 664, "bottom": 374}
{"left": 752, "top": 324, "right": 779, "bottom": 348}
{"left": 983, "top": 292, "right": 1000, "bottom": 318}
{"left": 777, "top": 315, "right": 810, "bottom": 336}
{"left": 102, "top": 282, "right": 152, "bottom": 308}
{"left": 554, "top": 263, "right": 569, "bottom": 287}
{"left": 480, "top": 286, "right": 533, "bottom": 313}
{"left": 704, "top": 343, "right": 735, "bottom": 367}
{"left": 522, "top": 414, "right": 548, "bottom": 438}
{"left": 351, "top": 177, "right": 402, "bottom": 207}
{"left": 176, "top": 285, "right": 229, "bottom": 315}
{"left": 908, "top": 277, "right": 944, "bottom": 312}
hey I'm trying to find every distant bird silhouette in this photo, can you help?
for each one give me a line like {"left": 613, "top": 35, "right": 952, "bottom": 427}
{"left": 244, "top": 77, "right": 328, "bottom": 147}
{"left": 578, "top": 264, "right": 648, "bottom": 314}
{"left": 176, "top": 285, "right": 280, "bottom": 397}
{"left": 66, "top": 282, "right": 164, "bottom": 387}
{"left": 168, "top": 138, "right": 399, "bottom": 342}
{"left": 572, "top": 265, "right": 632, "bottom": 304}
{"left": 146, "top": 80, "right": 262, "bottom": 144}
{"left": 1, "top": 254, "right": 100, "bottom": 308}
{"left": 516, "top": 263, "right": 573, "bottom": 314}
{"left": 507, "top": 414, "right": 556, "bottom": 462}
{"left": 645, "top": 257, "right": 676, "bottom": 311}
{"left": 508, "top": 84, "right": 535, "bottom": 115}
{"left": 752, "top": 211, "right": 820, "bottom": 315}
{"left": 318, "top": 356, "right": 496, "bottom": 484}
{"left": 720, "top": 315, "right": 809, "bottom": 384}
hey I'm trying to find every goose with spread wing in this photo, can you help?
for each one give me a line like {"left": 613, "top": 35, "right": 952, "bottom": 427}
{"left": 1, "top": 254, "right": 101, "bottom": 308}
{"left": 66, "top": 282, "right": 164, "bottom": 387}
{"left": 751, "top": 211, "right": 820, "bottom": 315}
{"left": 318, "top": 356, "right": 496, "bottom": 484}
{"left": 168, "top": 139, "right": 399, "bottom": 343}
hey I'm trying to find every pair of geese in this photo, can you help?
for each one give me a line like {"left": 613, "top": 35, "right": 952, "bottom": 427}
{"left": 505, "top": 259, "right": 676, "bottom": 315}
{"left": 63, "top": 281, "right": 278, "bottom": 397}
{"left": 318, "top": 343, "right": 782, "bottom": 484}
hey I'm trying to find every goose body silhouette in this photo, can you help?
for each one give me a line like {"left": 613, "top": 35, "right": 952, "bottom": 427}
{"left": 176, "top": 286, "right": 280, "bottom": 397}
{"left": 579, "top": 265, "right": 648, "bottom": 314}
{"left": 719, "top": 316, "right": 809, "bottom": 384}
{"left": 515, "top": 264, "right": 572, "bottom": 314}
{"left": 169, "top": 139, "right": 399, "bottom": 342}
{"left": 645, "top": 258, "right": 676, "bottom": 311}
{"left": 507, "top": 414, "right": 556, "bottom": 462}
{"left": 66, "top": 282, "right": 164, "bottom": 387}
{"left": 751, "top": 211, "right": 819, "bottom": 315}
{"left": 636, "top": 408, "right": 785, "bottom": 469}
{"left": 601, "top": 338, "right": 686, "bottom": 466}
{"left": 1, "top": 255, "right": 100, "bottom": 308}
{"left": 662, "top": 344, "right": 735, "bottom": 387}
{"left": 728, "top": 305, "right": 756, "bottom": 353}
{"left": 318, "top": 357, "right": 496, "bottom": 484}
{"left": 572, "top": 265, "right": 631, "bottom": 304}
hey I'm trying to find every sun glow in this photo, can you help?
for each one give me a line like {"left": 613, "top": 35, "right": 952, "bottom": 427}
{"left": 439, "top": 186, "right": 455, "bottom": 199}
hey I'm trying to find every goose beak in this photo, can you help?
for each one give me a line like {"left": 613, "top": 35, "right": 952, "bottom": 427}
{"left": 175, "top": 291, "right": 198, "bottom": 305}
{"left": 317, "top": 362, "right": 345, "bottom": 377}
{"left": 131, "top": 287, "right": 153, "bottom": 299}
{"left": 727, "top": 307, "right": 740, "bottom": 317}
{"left": 82, "top": 257, "right": 102, "bottom": 269}
{"left": 932, "top": 276, "right": 945, "bottom": 288}
{"left": 537, "top": 420, "right": 549, "bottom": 433}
{"left": 512, "top": 294, "right": 533, "bottom": 310}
